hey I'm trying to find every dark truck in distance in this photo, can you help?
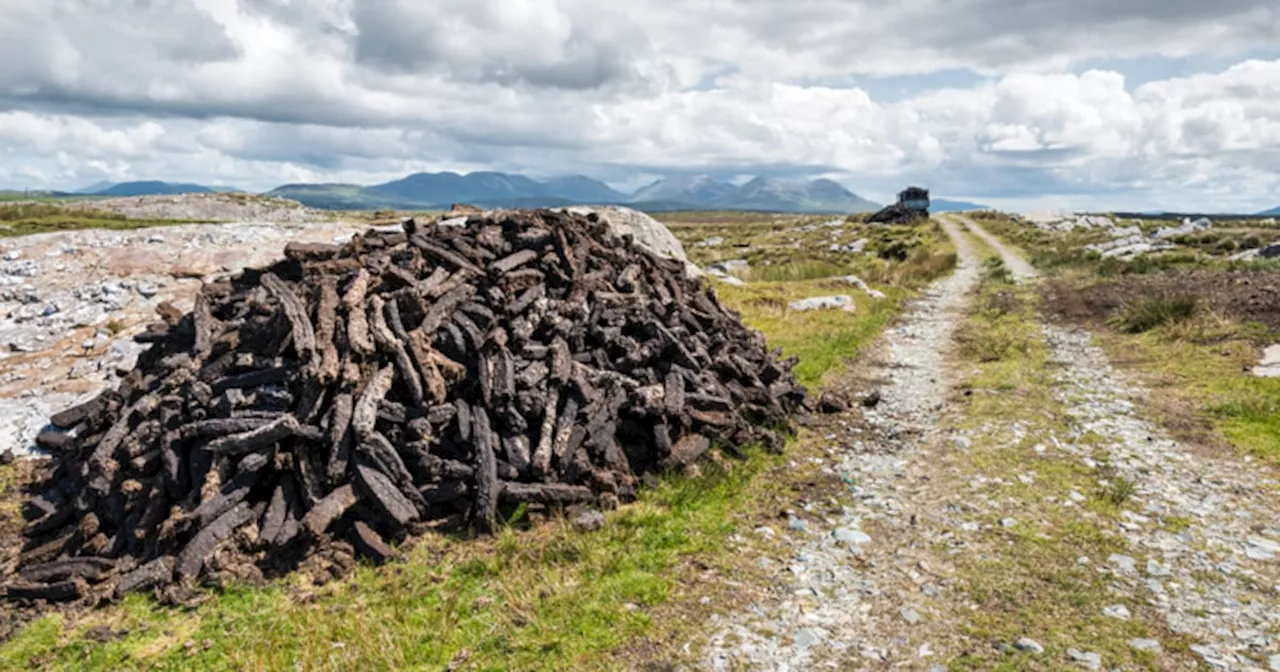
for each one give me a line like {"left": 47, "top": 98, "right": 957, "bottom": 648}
{"left": 869, "top": 186, "right": 930, "bottom": 223}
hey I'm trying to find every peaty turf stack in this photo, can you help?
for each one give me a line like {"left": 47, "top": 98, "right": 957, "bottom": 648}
{"left": 5, "top": 209, "right": 806, "bottom": 603}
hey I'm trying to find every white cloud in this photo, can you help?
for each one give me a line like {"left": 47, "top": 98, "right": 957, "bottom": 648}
{"left": 0, "top": 0, "right": 1278, "bottom": 210}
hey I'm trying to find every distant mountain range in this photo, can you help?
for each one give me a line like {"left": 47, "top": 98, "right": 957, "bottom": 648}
{"left": 47, "top": 174, "right": 1001, "bottom": 215}
{"left": 1260, "top": 206, "right": 1280, "bottom": 216}
{"left": 268, "top": 171, "right": 883, "bottom": 213}
{"left": 72, "top": 181, "right": 241, "bottom": 197}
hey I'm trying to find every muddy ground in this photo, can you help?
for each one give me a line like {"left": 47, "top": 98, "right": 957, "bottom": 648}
{"left": 1043, "top": 270, "right": 1280, "bottom": 332}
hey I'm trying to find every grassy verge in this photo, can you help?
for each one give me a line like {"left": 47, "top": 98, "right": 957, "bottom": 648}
{"left": 1, "top": 452, "right": 806, "bottom": 671}
{"left": 1091, "top": 313, "right": 1280, "bottom": 465}
{"left": 0, "top": 204, "right": 202, "bottom": 238}
{"left": 0, "top": 216, "right": 958, "bottom": 671}
{"left": 937, "top": 255, "right": 1194, "bottom": 670}
{"left": 971, "top": 210, "right": 1280, "bottom": 467}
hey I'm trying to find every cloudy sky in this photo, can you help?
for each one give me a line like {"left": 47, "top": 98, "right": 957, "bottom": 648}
{"left": 1, "top": 0, "right": 1278, "bottom": 212}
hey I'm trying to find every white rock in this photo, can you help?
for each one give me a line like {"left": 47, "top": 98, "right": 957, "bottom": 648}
{"left": 1015, "top": 638, "right": 1044, "bottom": 654}
{"left": 707, "top": 259, "right": 749, "bottom": 275}
{"left": 790, "top": 295, "right": 856, "bottom": 313}
{"left": 832, "top": 275, "right": 886, "bottom": 299}
{"left": 1246, "top": 535, "right": 1279, "bottom": 560}
{"left": 562, "top": 206, "right": 701, "bottom": 277}
{"left": 1067, "top": 648, "right": 1102, "bottom": 670}
{"left": 1129, "top": 638, "right": 1161, "bottom": 653}
{"left": 1109, "top": 554, "right": 1138, "bottom": 573}
{"left": 1103, "top": 604, "right": 1131, "bottom": 620}
{"left": 1253, "top": 346, "right": 1280, "bottom": 378}
{"left": 899, "top": 607, "right": 922, "bottom": 625}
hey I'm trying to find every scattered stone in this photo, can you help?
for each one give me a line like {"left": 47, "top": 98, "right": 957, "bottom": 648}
{"left": 135, "top": 282, "right": 158, "bottom": 298}
{"left": 572, "top": 509, "right": 606, "bottom": 532}
{"left": 1253, "top": 345, "right": 1280, "bottom": 379}
{"left": 899, "top": 607, "right": 922, "bottom": 625}
{"left": 789, "top": 295, "right": 856, "bottom": 313}
{"left": 707, "top": 259, "right": 749, "bottom": 275}
{"left": 862, "top": 390, "right": 882, "bottom": 408}
{"left": 1108, "top": 554, "right": 1137, "bottom": 573}
{"left": 1268, "top": 653, "right": 1280, "bottom": 671}
{"left": 832, "top": 274, "right": 885, "bottom": 298}
{"left": 1153, "top": 217, "right": 1212, "bottom": 240}
{"left": 788, "top": 518, "right": 810, "bottom": 533}
{"left": 793, "top": 628, "right": 821, "bottom": 651}
{"left": 561, "top": 205, "right": 701, "bottom": 278}
{"left": 817, "top": 391, "right": 850, "bottom": 414}
{"left": 1015, "top": 638, "right": 1045, "bottom": 654}
{"left": 1000, "top": 518, "right": 1018, "bottom": 528}
{"left": 833, "top": 528, "right": 871, "bottom": 545}
{"left": 1146, "top": 559, "right": 1171, "bottom": 577}
{"left": 1067, "top": 648, "right": 1103, "bottom": 670}
{"left": 1103, "top": 604, "right": 1131, "bottom": 620}
{"left": 829, "top": 239, "right": 869, "bottom": 254}
{"left": 1246, "top": 535, "right": 1279, "bottom": 560}
{"left": 1128, "top": 639, "right": 1161, "bottom": 653}
{"left": 697, "top": 237, "right": 726, "bottom": 248}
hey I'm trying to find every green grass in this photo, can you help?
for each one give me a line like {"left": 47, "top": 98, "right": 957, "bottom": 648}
{"left": 0, "top": 203, "right": 202, "bottom": 237}
{"left": 1096, "top": 317, "right": 1280, "bottom": 465}
{"left": 714, "top": 280, "right": 908, "bottom": 389}
{"left": 0, "top": 452, "right": 794, "bottom": 671}
{"left": 1106, "top": 295, "right": 1199, "bottom": 334}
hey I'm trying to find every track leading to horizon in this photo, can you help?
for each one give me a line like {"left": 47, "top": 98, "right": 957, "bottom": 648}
{"left": 701, "top": 215, "right": 1280, "bottom": 671}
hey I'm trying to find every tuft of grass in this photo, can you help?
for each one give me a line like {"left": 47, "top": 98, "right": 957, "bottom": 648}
{"left": 981, "top": 256, "right": 1014, "bottom": 284}
{"left": 741, "top": 260, "right": 848, "bottom": 283}
{"left": 1100, "top": 477, "right": 1138, "bottom": 507}
{"left": 1106, "top": 295, "right": 1199, "bottom": 334}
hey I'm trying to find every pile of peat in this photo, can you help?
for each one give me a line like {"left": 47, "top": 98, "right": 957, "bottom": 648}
{"left": 4, "top": 209, "right": 806, "bottom": 604}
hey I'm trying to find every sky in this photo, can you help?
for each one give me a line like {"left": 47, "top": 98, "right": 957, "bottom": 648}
{"left": 0, "top": 0, "right": 1278, "bottom": 212}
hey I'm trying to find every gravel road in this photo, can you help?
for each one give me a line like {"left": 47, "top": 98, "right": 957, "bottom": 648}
{"left": 702, "top": 217, "right": 984, "bottom": 670}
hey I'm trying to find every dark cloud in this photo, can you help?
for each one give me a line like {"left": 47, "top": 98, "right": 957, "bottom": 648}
{"left": 351, "top": 0, "right": 641, "bottom": 90}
